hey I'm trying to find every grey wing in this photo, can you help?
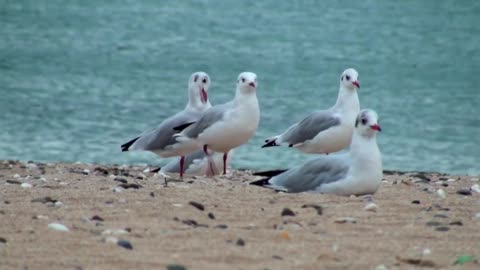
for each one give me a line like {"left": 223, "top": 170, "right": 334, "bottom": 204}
{"left": 132, "top": 110, "right": 200, "bottom": 151}
{"left": 160, "top": 149, "right": 206, "bottom": 173}
{"left": 183, "top": 103, "right": 229, "bottom": 138}
{"left": 281, "top": 111, "right": 341, "bottom": 146}
{"left": 269, "top": 155, "right": 350, "bottom": 193}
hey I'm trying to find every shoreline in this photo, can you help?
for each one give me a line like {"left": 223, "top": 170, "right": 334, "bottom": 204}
{"left": 1, "top": 160, "right": 479, "bottom": 269}
{"left": 0, "top": 159, "right": 470, "bottom": 177}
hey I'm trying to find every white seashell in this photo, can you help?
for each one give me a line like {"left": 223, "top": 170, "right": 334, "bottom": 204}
{"left": 21, "top": 183, "right": 32, "bottom": 188}
{"left": 437, "top": 189, "right": 446, "bottom": 199}
{"left": 364, "top": 202, "right": 378, "bottom": 212}
{"left": 48, "top": 223, "right": 69, "bottom": 232}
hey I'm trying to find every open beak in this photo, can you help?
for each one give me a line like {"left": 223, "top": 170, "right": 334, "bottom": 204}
{"left": 370, "top": 124, "right": 382, "bottom": 132}
{"left": 352, "top": 81, "right": 360, "bottom": 88}
{"left": 200, "top": 88, "right": 208, "bottom": 103}
{"left": 249, "top": 82, "right": 256, "bottom": 88}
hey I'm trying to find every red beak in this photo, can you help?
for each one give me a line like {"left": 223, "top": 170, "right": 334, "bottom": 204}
{"left": 200, "top": 88, "right": 208, "bottom": 103}
{"left": 352, "top": 81, "right": 360, "bottom": 88}
{"left": 370, "top": 124, "right": 381, "bottom": 132}
{"left": 249, "top": 82, "right": 256, "bottom": 88}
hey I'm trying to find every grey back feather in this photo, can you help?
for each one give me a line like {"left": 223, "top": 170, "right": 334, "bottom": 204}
{"left": 282, "top": 111, "right": 340, "bottom": 145}
{"left": 182, "top": 103, "right": 229, "bottom": 138}
{"left": 270, "top": 155, "right": 349, "bottom": 192}
{"left": 132, "top": 110, "right": 201, "bottom": 151}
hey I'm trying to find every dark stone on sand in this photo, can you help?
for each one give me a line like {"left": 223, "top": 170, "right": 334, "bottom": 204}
{"left": 166, "top": 264, "right": 187, "bottom": 270}
{"left": 173, "top": 217, "right": 180, "bottom": 222}
{"left": 135, "top": 175, "right": 144, "bottom": 180}
{"left": 189, "top": 201, "right": 205, "bottom": 211}
{"left": 281, "top": 208, "right": 295, "bottom": 216}
{"left": 411, "top": 173, "right": 430, "bottom": 182}
{"left": 0, "top": 237, "right": 6, "bottom": 244}
{"left": 117, "top": 183, "right": 142, "bottom": 189}
{"left": 150, "top": 192, "right": 155, "bottom": 197}
{"left": 433, "top": 214, "right": 448, "bottom": 219}
{"left": 4, "top": 201, "right": 10, "bottom": 204}
{"left": 93, "top": 167, "right": 109, "bottom": 176}
{"left": 449, "top": 221, "right": 463, "bottom": 226}
{"left": 435, "top": 226, "right": 450, "bottom": 232}
{"left": 91, "top": 215, "right": 104, "bottom": 222}
{"left": 236, "top": 238, "right": 245, "bottom": 246}
{"left": 117, "top": 239, "right": 133, "bottom": 250}
{"left": 302, "top": 204, "right": 323, "bottom": 215}
{"left": 456, "top": 189, "right": 472, "bottom": 196}
{"left": 6, "top": 180, "right": 21, "bottom": 185}
{"left": 215, "top": 224, "right": 228, "bottom": 229}
{"left": 208, "top": 212, "right": 215, "bottom": 220}
{"left": 425, "top": 221, "right": 443, "bottom": 227}
{"left": 273, "top": 255, "right": 283, "bottom": 260}
{"left": 182, "top": 219, "right": 197, "bottom": 226}
{"left": 31, "top": 197, "right": 57, "bottom": 204}
{"left": 182, "top": 219, "right": 208, "bottom": 228}
{"left": 411, "top": 200, "right": 421, "bottom": 204}
{"left": 114, "top": 178, "right": 127, "bottom": 184}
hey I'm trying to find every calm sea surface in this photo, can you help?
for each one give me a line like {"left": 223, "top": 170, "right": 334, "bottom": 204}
{"left": 1, "top": 1, "right": 479, "bottom": 174}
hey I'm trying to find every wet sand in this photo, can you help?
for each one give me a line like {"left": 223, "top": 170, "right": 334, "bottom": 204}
{"left": 0, "top": 160, "right": 479, "bottom": 270}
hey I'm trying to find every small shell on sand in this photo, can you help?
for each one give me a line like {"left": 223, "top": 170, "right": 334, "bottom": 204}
{"left": 436, "top": 189, "right": 446, "bottom": 199}
{"left": 48, "top": 223, "right": 69, "bottom": 232}
{"left": 364, "top": 202, "right": 378, "bottom": 212}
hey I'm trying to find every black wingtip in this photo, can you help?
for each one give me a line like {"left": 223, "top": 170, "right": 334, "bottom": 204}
{"left": 261, "top": 139, "right": 278, "bottom": 148}
{"left": 173, "top": 122, "right": 195, "bottom": 131}
{"left": 121, "top": 137, "right": 140, "bottom": 152}
{"left": 150, "top": 167, "right": 161, "bottom": 173}
{"left": 252, "top": 169, "right": 288, "bottom": 177}
{"left": 250, "top": 178, "right": 271, "bottom": 187}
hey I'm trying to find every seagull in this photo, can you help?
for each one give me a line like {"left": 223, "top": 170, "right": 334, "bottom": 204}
{"left": 174, "top": 72, "right": 260, "bottom": 176}
{"left": 120, "top": 72, "right": 211, "bottom": 177}
{"left": 262, "top": 68, "right": 360, "bottom": 154}
{"left": 156, "top": 149, "right": 234, "bottom": 176}
{"left": 251, "top": 109, "right": 382, "bottom": 196}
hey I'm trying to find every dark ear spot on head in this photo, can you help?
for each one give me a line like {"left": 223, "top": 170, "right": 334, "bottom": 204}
{"left": 194, "top": 75, "right": 199, "bottom": 82}
{"left": 341, "top": 76, "right": 344, "bottom": 81}
{"left": 355, "top": 117, "right": 359, "bottom": 127}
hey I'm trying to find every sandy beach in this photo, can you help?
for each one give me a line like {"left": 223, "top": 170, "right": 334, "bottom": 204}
{"left": 0, "top": 160, "right": 479, "bottom": 270}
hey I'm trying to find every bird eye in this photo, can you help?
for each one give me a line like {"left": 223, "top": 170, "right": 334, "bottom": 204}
{"left": 202, "top": 78, "right": 207, "bottom": 83}
{"left": 345, "top": 75, "right": 350, "bottom": 81}
{"left": 241, "top": 78, "right": 245, "bottom": 83}
{"left": 361, "top": 118, "right": 367, "bottom": 125}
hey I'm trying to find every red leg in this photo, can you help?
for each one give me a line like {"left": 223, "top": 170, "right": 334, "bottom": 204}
{"left": 179, "top": 156, "right": 185, "bottom": 178}
{"left": 223, "top": 152, "right": 228, "bottom": 175}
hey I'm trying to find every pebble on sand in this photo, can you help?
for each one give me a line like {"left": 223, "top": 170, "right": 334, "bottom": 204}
{"left": 281, "top": 208, "right": 295, "bottom": 216}
{"left": 189, "top": 201, "right": 205, "bottom": 211}
{"left": 456, "top": 189, "right": 472, "bottom": 196}
{"left": 236, "top": 238, "right": 245, "bottom": 246}
{"left": 334, "top": 217, "right": 357, "bottom": 224}
{"left": 436, "top": 189, "right": 446, "bottom": 199}
{"left": 166, "top": 265, "right": 187, "bottom": 270}
{"left": 117, "top": 239, "right": 133, "bottom": 250}
{"left": 21, "top": 183, "right": 32, "bottom": 188}
{"left": 48, "top": 223, "right": 69, "bottom": 232}
{"left": 364, "top": 202, "right": 378, "bottom": 212}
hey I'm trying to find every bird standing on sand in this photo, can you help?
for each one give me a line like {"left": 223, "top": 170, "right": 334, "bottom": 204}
{"left": 120, "top": 72, "right": 211, "bottom": 177}
{"left": 262, "top": 68, "right": 360, "bottom": 155}
{"left": 251, "top": 109, "right": 382, "bottom": 196}
{"left": 174, "top": 72, "right": 260, "bottom": 177}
